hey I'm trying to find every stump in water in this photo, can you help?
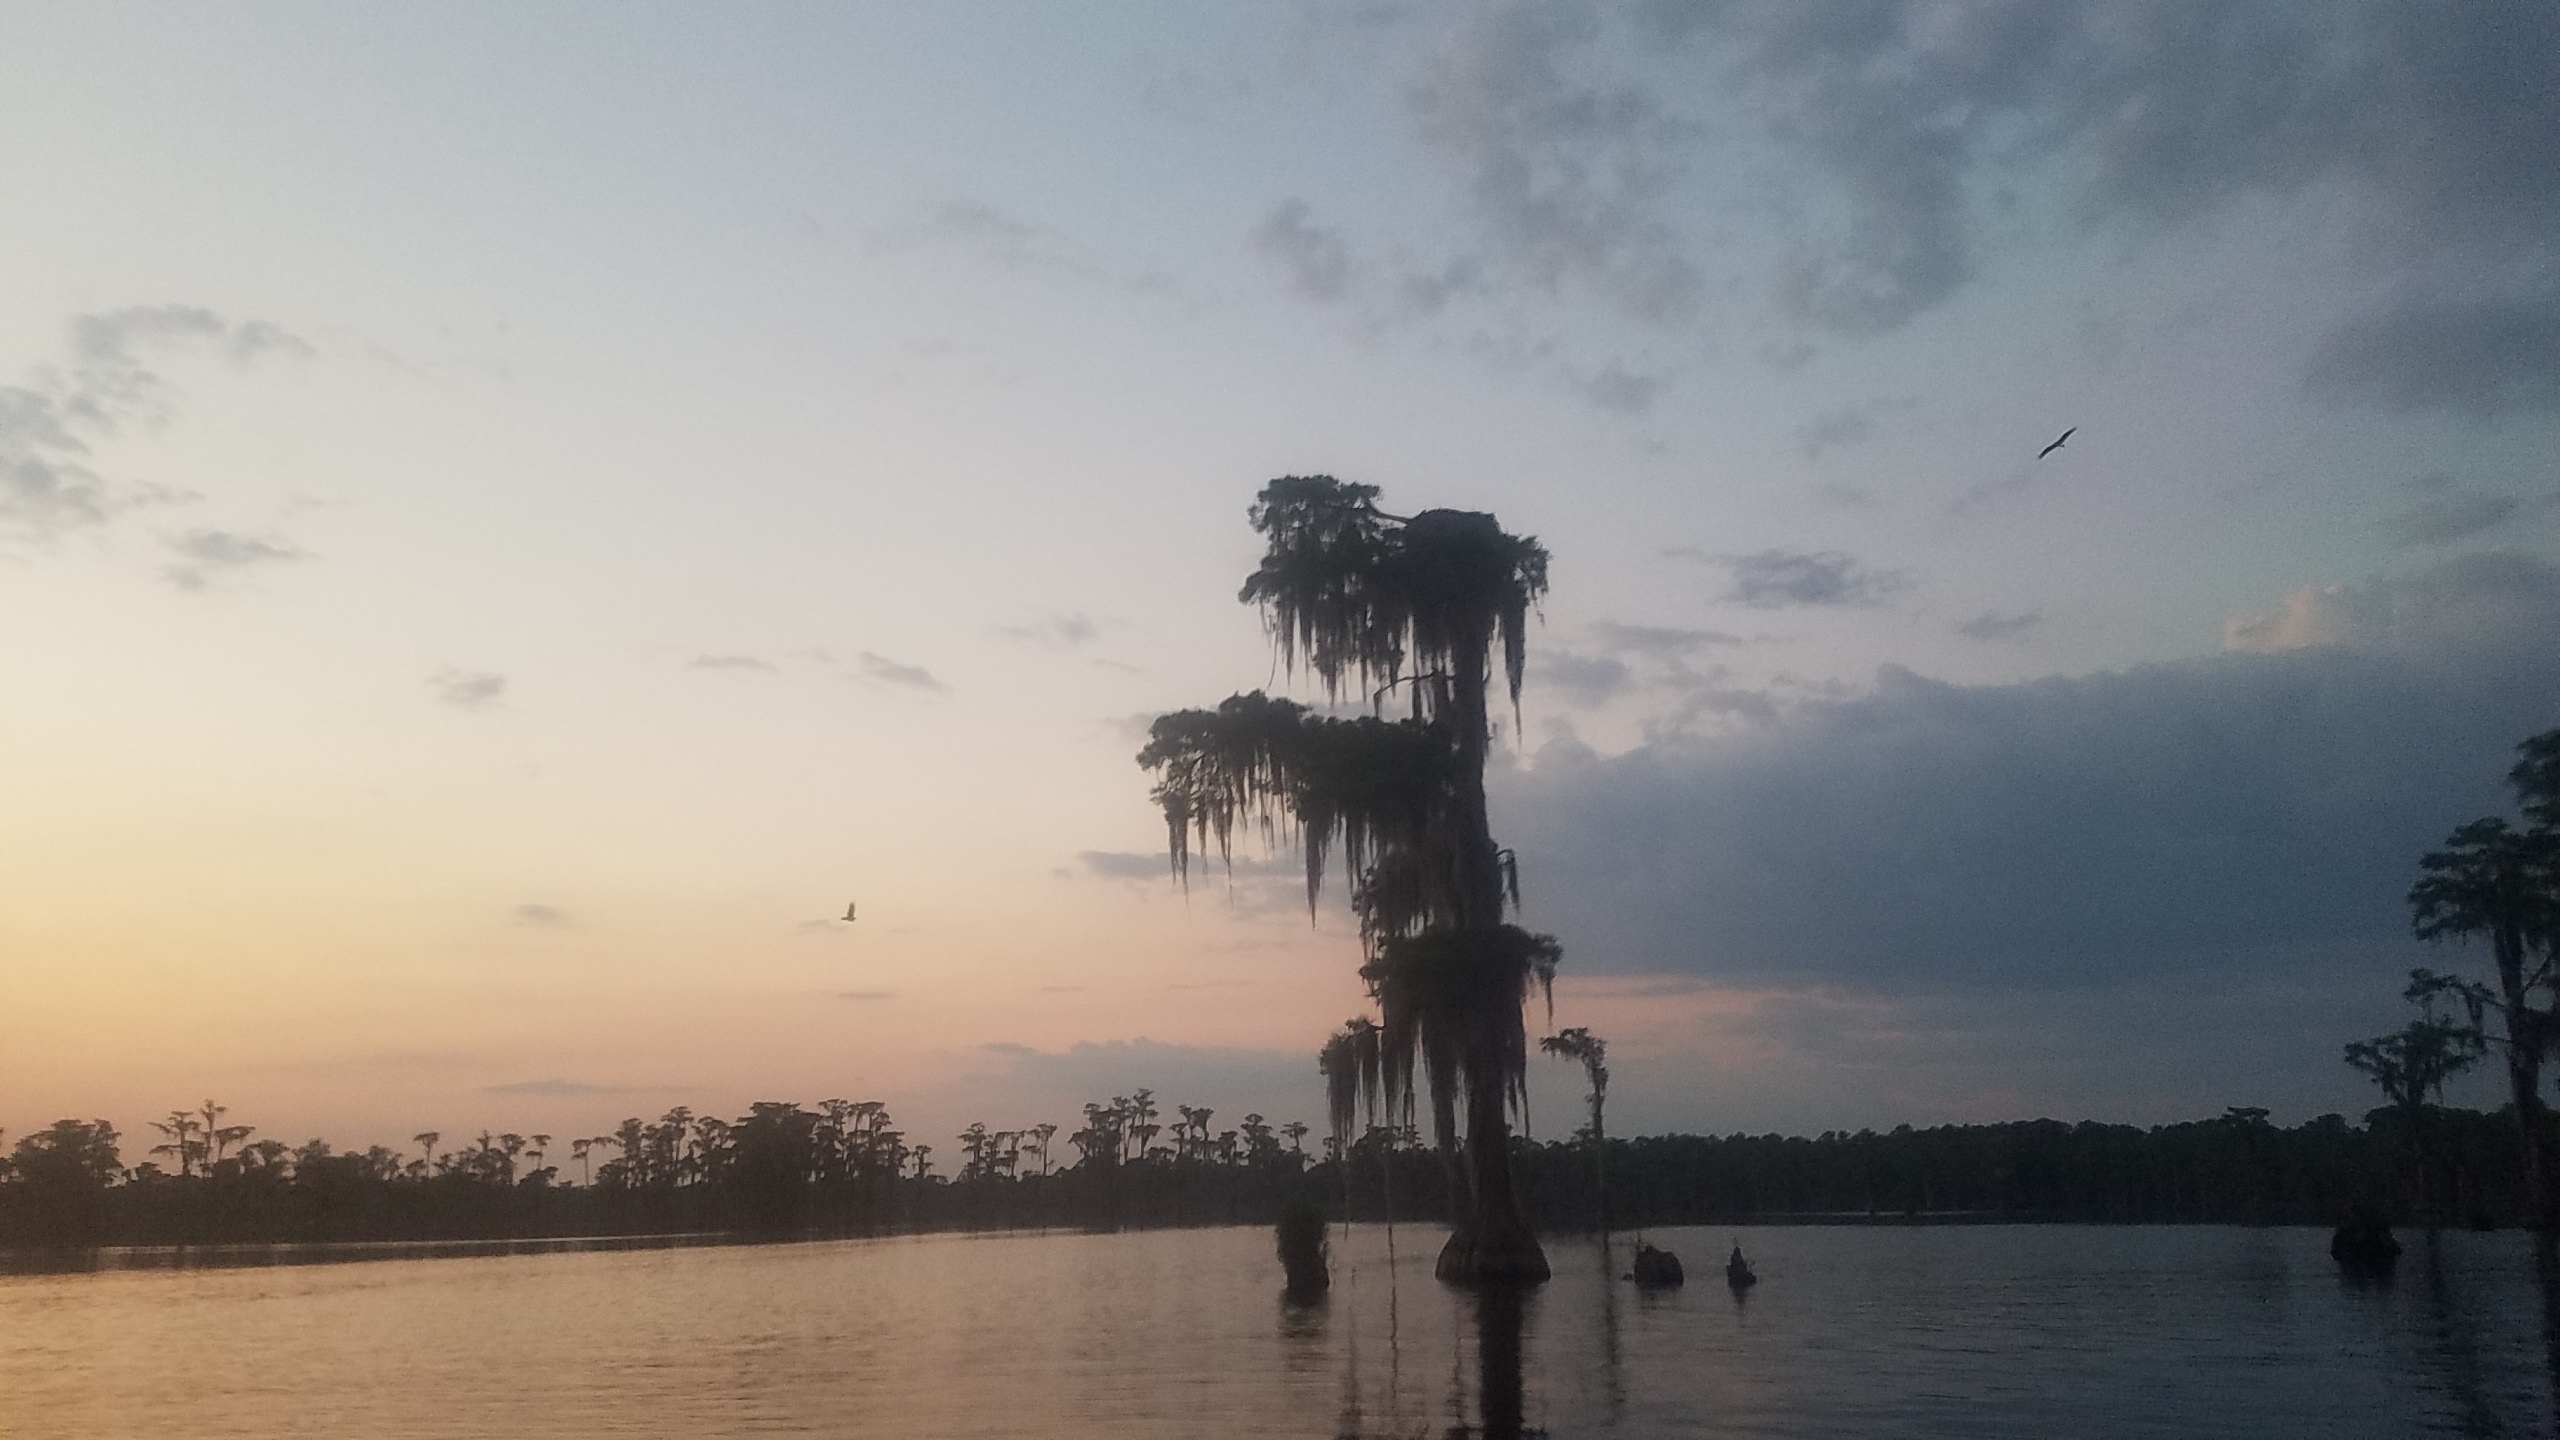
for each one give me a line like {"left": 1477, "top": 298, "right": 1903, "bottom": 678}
{"left": 1277, "top": 1197, "right": 1332, "bottom": 1297}
{"left": 1436, "top": 1211, "right": 1551, "bottom": 1287}
{"left": 2331, "top": 1215, "right": 2401, "bottom": 1271}
{"left": 1628, "top": 1242, "right": 1684, "bottom": 1288}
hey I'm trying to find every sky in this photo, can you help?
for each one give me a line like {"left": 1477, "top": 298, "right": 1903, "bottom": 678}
{"left": 3, "top": 2, "right": 2557, "bottom": 1161}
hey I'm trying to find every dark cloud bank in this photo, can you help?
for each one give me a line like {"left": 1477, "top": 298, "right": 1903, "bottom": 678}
{"left": 1339, "top": 1, "right": 2560, "bottom": 414}
{"left": 1497, "top": 553, "right": 2560, "bottom": 996}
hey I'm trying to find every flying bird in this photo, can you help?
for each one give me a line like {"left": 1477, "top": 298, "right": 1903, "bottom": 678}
{"left": 842, "top": 902, "right": 857, "bottom": 922}
{"left": 2038, "top": 427, "right": 2076, "bottom": 460}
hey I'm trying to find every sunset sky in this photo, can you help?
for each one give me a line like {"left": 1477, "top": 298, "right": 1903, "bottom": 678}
{"left": 4, "top": 3, "right": 2556, "bottom": 1161}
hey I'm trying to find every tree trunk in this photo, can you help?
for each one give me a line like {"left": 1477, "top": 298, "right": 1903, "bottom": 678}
{"left": 1436, "top": 1056, "right": 1551, "bottom": 1286}
{"left": 1428, "top": 643, "right": 1549, "bottom": 1288}
{"left": 2495, "top": 919, "right": 2551, "bottom": 1228}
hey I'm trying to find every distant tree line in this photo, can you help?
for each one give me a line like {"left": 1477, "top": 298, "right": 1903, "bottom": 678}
{"left": 3, "top": 1093, "right": 2527, "bottom": 1252}
{"left": 0, "top": 1089, "right": 1325, "bottom": 1250}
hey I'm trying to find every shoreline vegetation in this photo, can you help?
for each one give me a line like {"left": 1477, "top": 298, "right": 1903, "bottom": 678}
{"left": 3, "top": 1098, "right": 2539, "bottom": 1257}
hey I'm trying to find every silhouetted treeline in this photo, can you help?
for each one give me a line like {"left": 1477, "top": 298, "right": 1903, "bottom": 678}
{"left": 2, "top": 1095, "right": 2531, "bottom": 1251}
{"left": 0, "top": 1092, "right": 1326, "bottom": 1249}
{"left": 1513, "top": 1107, "right": 2527, "bottom": 1229}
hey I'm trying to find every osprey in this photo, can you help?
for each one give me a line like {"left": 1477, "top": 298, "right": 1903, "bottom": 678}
{"left": 2038, "top": 427, "right": 2076, "bottom": 460}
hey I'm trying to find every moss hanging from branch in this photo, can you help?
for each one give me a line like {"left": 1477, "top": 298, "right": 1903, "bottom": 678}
{"left": 1139, "top": 693, "right": 1461, "bottom": 924}
{"left": 1240, "top": 476, "right": 1548, "bottom": 731}
{"left": 1360, "top": 926, "right": 1561, "bottom": 1150}
{"left": 1319, "top": 1018, "right": 1385, "bottom": 1157}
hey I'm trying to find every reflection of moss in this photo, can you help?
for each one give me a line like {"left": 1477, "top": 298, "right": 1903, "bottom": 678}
{"left": 1276, "top": 1196, "right": 1330, "bottom": 1296}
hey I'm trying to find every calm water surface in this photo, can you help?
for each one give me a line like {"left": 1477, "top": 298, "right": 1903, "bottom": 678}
{"left": 5, "top": 1224, "right": 2557, "bottom": 1437}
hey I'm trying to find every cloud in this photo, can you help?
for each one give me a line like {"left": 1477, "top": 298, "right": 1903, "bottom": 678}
{"left": 856, "top": 651, "right": 947, "bottom": 692}
{"left": 687, "top": 653, "right": 776, "bottom": 672}
{"left": 513, "top": 904, "right": 569, "bottom": 928}
{"left": 1591, "top": 620, "right": 1744, "bottom": 655}
{"left": 1575, "top": 362, "right": 1662, "bottom": 414}
{"left": 2223, "top": 550, "right": 2560, "bottom": 656}
{"left": 2387, "top": 487, "right": 2525, "bottom": 548}
{"left": 430, "top": 668, "right": 508, "bottom": 709}
{"left": 865, "top": 197, "right": 1178, "bottom": 296}
{"left": 1494, "top": 551, "right": 2560, "bottom": 996}
{"left": 1793, "top": 406, "right": 1875, "bottom": 460}
{"left": 70, "top": 305, "right": 313, "bottom": 373}
{"left": 163, "top": 528, "right": 309, "bottom": 590}
{"left": 0, "top": 388, "right": 122, "bottom": 539}
{"left": 1365, "top": 5, "right": 2559, "bottom": 404}
{"left": 1534, "top": 620, "right": 1760, "bottom": 715}
{"left": 1958, "top": 611, "right": 2044, "bottom": 642}
{"left": 1, "top": 305, "right": 305, "bottom": 544}
{"left": 482, "top": 1078, "right": 640, "bottom": 1097}
{"left": 1080, "top": 850, "right": 1171, "bottom": 880}
{"left": 1250, "top": 199, "right": 1354, "bottom": 301}
{"left": 2305, "top": 294, "right": 2560, "bottom": 418}
{"left": 1538, "top": 650, "right": 1635, "bottom": 706}
{"left": 837, "top": 990, "right": 898, "bottom": 1002}
{"left": 1404, "top": 3, "right": 1701, "bottom": 323}
{"left": 997, "top": 613, "right": 1101, "bottom": 648}
{"left": 1712, "top": 549, "right": 1902, "bottom": 608}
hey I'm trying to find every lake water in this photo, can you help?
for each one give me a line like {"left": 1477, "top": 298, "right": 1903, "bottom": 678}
{"left": 4, "top": 1223, "right": 2556, "bottom": 1437}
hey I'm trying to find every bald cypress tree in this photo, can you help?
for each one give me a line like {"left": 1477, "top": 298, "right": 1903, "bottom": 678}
{"left": 2408, "top": 726, "right": 2560, "bottom": 1227}
{"left": 1142, "top": 476, "right": 1560, "bottom": 1285}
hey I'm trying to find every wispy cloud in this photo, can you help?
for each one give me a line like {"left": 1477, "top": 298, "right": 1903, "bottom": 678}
{"left": 1700, "top": 549, "right": 1903, "bottom": 609}
{"left": 837, "top": 990, "right": 899, "bottom": 1002}
{"left": 1538, "top": 650, "right": 1635, "bottom": 706}
{"left": 430, "top": 668, "right": 508, "bottom": 709}
{"left": 1794, "top": 407, "right": 1873, "bottom": 460}
{"left": 513, "top": 903, "right": 569, "bottom": 927}
{"left": 2, "top": 305, "right": 307, "bottom": 545}
{"left": 997, "top": 612, "right": 1101, "bottom": 648}
{"left": 865, "top": 196, "right": 1179, "bottom": 296}
{"left": 1349, "top": 6, "right": 2559, "bottom": 410}
{"left": 1404, "top": 6, "right": 1702, "bottom": 325}
{"left": 1243, "top": 189, "right": 1669, "bottom": 417}
{"left": 163, "top": 528, "right": 309, "bottom": 590}
{"left": 857, "top": 651, "right": 948, "bottom": 692}
{"left": 687, "top": 653, "right": 777, "bottom": 673}
{"left": 1591, "top": 620, "right": 1744, "bottom": 655}
{"left": 1958, "top": 611, "right": 2044, "bottom": 642}
{"left": 2387, "top": 486, "right": 2525, "bottom": 547}
{"left": 1080, "top": 850, "right": 1171, "bottom": 880}
{"left": 483, "top": 1078, "right": 642, "bottom": 1096}
{"left": 2307, "top": 293, "right": 2560, "bottom": 419}
{"left": 1251, "top": 199, "right": 1352, "bottom": 301}
{"left": 1574, "top": 362, "right": 1662, "bottom": 415}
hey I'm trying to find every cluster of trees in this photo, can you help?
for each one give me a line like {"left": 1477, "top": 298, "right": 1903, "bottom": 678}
{"left": 1519, "top": 1110, "right": 2529, "bottom": 1230}
{"left": 0, "top": 1091, "right": 1338, "bottom": 1250}
{"left": 2346, "top": 727, "right": 2560, "bottom": 1224}
{"left": 13, "top": 1095, "right": 2514, "bottom": 1253}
